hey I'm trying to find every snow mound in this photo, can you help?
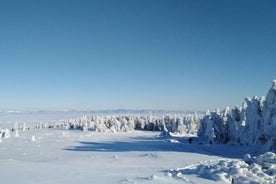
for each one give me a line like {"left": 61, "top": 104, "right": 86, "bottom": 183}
{"left": 167, "top": 152, "right": 276, "bottom": 184}
{"left": 169, "top": 139, "right": 181, "bottom": 143}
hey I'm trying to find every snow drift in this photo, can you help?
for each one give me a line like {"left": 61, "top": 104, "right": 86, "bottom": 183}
{"left": 168, "top": 152, "right": 276, "bottom": 184}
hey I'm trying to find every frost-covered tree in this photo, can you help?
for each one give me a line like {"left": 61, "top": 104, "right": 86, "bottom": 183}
{"left": 128, "top": 117, "right": 135, "bottom": 130}
{"left": 95, "top": 116, "right": 108, "bottom": 132}
{"left": 227, "top": 106, "right": 241, "bottom": 143}
{"left": 259, "top": 80, "right": 276, "bottom": 152}
{"left": 239, "top": 97, "right": 263, "bottom": 146}
{"left": 135, "top": 116, "right": 145, "bottom": 130}
{"left": 198, "top": 108, "right": 231, "bottom": 144}
{"left": 198, "top": 113, "right": 215, "bottom": 144}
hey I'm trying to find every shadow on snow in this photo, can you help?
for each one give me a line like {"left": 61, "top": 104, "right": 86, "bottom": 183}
{"left": 64, "top": 135, "right": 245, "bottom": 159}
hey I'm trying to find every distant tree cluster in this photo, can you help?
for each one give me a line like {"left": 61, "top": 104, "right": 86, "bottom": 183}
{"left": 0, "top": 113, "right": 201, "bottom": 141}
{"left": 66, "top": 112, "right": 201, "bottom": 134}
{"left": 198, "top": 80, "right": 276, "bottom": 152}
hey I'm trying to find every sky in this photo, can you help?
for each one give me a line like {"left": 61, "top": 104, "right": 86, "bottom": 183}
{"left": 0, "top": 0, "right": 275, "bottom": 111}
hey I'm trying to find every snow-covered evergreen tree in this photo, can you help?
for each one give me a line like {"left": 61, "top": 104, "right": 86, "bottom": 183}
{"left": 198, "top": 80, "right": 276, "bottom": 152}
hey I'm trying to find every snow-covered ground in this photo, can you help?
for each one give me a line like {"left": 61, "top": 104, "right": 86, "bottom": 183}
{"left": 2, "top": 127, "right": 273, "bottom": 184}
{"left": 2, "top": 81, "right": 276, "bottom": 183}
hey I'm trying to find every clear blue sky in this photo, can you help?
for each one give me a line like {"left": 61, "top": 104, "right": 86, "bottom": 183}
{"left": 0, "top": 0, "right": 275, "bottom": 111}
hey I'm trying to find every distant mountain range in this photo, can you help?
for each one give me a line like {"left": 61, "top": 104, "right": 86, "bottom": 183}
{"left": 0, "top": 109, "right": 202, "bottom": 115}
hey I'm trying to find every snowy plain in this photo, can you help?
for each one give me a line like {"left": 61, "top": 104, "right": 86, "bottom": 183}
{"left": 0, "top": 128, "right": 244, "bottom": 184}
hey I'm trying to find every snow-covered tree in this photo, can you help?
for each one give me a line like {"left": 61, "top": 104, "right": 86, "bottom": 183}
{"left": 259, "top": 80, "right": 276, "bottom": 152}
{"left": 198, "top": 80, "right": 276, "bottom": 152}
{"left": 198, "top": 112, "right": 215, "bottom": 144}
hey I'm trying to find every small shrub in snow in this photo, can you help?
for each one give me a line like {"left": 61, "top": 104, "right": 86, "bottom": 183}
{"left": 2, "top": 129, "right": 11, "bottom": 139}
{"left": 31, "top": 135, "right": 36, "bottom": 142}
